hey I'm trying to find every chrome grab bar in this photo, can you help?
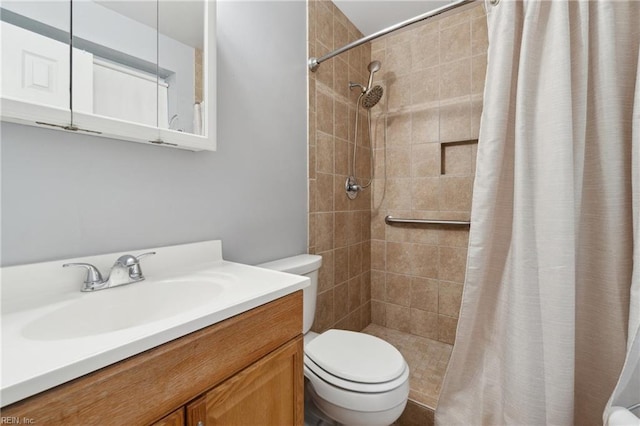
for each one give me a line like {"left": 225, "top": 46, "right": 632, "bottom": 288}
{"left": 384, "top": 216, "right": 470, "bottom": 226}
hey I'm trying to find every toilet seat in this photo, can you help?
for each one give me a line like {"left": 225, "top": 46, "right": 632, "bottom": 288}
{"left": 305, "top": 354, "right": 409, "bottom": 393}
{"left": 304, "top": 329, "right": 409, "bottom": 393}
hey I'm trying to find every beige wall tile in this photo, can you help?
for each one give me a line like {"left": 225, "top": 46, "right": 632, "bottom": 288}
{"left": 411, "top": 277, "right": 439, "bottom": 312}
{"left": 471, "top": 54, "right": 487, "bottom": 95}
{"left": 438, "top": 246, "right": 468, "bottom": 283}
{"left": 309, "top": 211, "right": 317, "bottom": 250}
{"left": 439, "top": 99, "right": 471, "bottom": 143}
{"left": 316, "top": 212, "right": 334, "bottom": 252}
{"left": 334, "top": 19, "right": 348, "bottom": 52}
{"left": 440, "top": 22, "right": 471, "bottom": 64}
{"left": 471, "top": 94, "right": 483, "bottom": 140}
{"left": 317, "top": 90, "right": 334, "bottom": 134}
{"left": 471, "top": 16, "right": 489, "bottom": 56}
{"left": 334, "top": 281, "right": 349, "bottom": 321}
{"left": 317, "top": 132, "right": 334, "bottom": 174}
{"left": 386, "top": 41, "right": 412, "bottom": 77}
{"left": 348, "top": 276, "right": 362, "bottom": 311}
{"left": 386, "top": 273, "right": 412, "bottom": 306}
{"left": 316, "top": 49, "right": 334, "bottom": 90}
{"left": 440, "top": 58, "right": 471, "bottom": 100}
{"left": 386, "top": 304, "right": 411, "bottom": 333}
{"left": 412, "top": 177, "right": 440, "bottom": 211}
{"left": 438, "top": 281, "right": 463, "bottom": 317}
{"left": 438, "top": 228, "right": 470, "bottom": 247}
{"left": 371, "top": 270, "right": 386, "bottom": 301}
{"left": 316, "top": 3, "right": 333, "bottom": 50}
{"left": 442, "top": 143, "right": 472, "bottom": 176}
{"left": 316, "top": 173, "right": 334, "bottom": 212}
{"left": 387, "top": 242, "right": 412, "bottom": 274}
{"left": 371, "top": 239, "right": 386, "bottom": 270}
{"left": 439, "top": 176, "right": 473, "bottom": 211}
{"left": 318, "top": 250, "right": 335, "bottom": 293}
{"left": 387, "top": 147, "right": 412, "bottom": 177}
{"left": 361, "top": 271, "right": 371, "bottom": 304}
{"left": 411, "top": 68, "right": 440, "bottom": 106}
{"left": 335, "top": 138, "right": 349, "bottom": 176}
{"left": 438, "top": 315, "right": 458, "bottom": 344}
{"left": 334, "top": 246, "right": 349, "bottom": 284}
{"left": 313, "top": 289, "right": 334, "bottom": 333}
{"left": 371, "top": 300, "right": 386, "bottom": 325}
{"left": 349, "top": 243, "right": 363, "bottom": 277}
{"left": 407, "top": 226, "right": 440, "bottom": 246}
{"left": 334, "top": 176, "right": 350, "bottom": 212}
{"left": 411, "top": 108, "right": 440, "bottom": 144}
{"left": 411, "top": 25, "right": 440, "bottom": 70}
{"left": 387, "top": 113, "right": 412, "bottom": 146}
{"left": 412, "top": 143, "right": 441, "bottom": 177}
{"left": 410, "top": 244, "right": 439, "bottom": 278}
{"left": 388, "top": 75, "right": 413, "bottom": 111}
{"left": 371, "top": 210, "right": 386, "bottom": 240}
{"left": 334, "top": 211, "right": 348, "bottom": 248}
{"left": 385, "top": 179, "right": 413, "bottom": 210}
{"left": 361, "top": 301, "right": 372, "bottom": 329}
{"left": 410, "top": 309, "right": 439, "bottom": 339}
{"left": 334, "top": 99, "right": 349, "bottom": 140}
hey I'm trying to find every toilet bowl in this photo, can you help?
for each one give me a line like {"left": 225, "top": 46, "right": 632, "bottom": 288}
{"left": 259, "top": 255, "right": 409, "bottom": 426}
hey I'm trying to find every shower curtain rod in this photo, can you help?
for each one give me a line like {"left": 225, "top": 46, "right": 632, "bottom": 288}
{"left": 309, "top": 0, "right": 477, "bottom": 72}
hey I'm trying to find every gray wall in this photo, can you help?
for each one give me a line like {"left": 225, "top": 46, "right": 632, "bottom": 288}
{"left": 0, "top": 1, "right": 308, "bottom": 267}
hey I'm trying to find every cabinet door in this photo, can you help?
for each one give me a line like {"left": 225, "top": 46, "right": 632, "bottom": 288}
{"left": 152, "top": 407, "right": 185, "bottom": 426}
{"left": 188, "top": 337, "right": 303, "bottom": 426}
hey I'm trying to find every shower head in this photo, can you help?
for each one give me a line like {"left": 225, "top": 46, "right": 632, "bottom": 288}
{"left": 362, "top": 85, "right": 384, "bottom": 109}
{"left": 366, "top": 60, "right": 382, "bottom": 91}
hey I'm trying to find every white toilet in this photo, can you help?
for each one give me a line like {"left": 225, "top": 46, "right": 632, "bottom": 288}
{"left": 259, "top": 254, "right": 409, "bottom": 426}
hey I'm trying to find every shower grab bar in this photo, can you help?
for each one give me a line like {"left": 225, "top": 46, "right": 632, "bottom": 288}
{"left": 385, "top": 216, "right": 471, "bottom": 226}
{"left": 309, "top": 0, "right": 476, "bottom": 71}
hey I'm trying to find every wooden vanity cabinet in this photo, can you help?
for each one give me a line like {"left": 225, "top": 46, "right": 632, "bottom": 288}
{"left": 185, "top": 337, "right": 303, "bottom": 426}
{"left": 3, "top": 291, "right": 304, "bottom": 426}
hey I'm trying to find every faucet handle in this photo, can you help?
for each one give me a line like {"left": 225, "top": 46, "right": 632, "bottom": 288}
{"left": 117, "top": 251, "right": 156, "bottom": 281}
{"left": 63, "top": 262, "right": 104, "bottom": 291}
{"left": 135, "top": 251, "right": 156, "bottom": 261}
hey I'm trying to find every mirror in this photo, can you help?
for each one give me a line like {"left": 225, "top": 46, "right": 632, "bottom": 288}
{"left": 1, "top": 0, "right": 216, "bottom": 151}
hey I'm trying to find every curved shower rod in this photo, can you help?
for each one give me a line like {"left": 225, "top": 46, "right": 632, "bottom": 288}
{"left": 309, "top": 0, "right": 476, "bottom": 72}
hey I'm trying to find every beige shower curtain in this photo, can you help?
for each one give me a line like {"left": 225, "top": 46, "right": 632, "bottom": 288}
{"left": 435, "top": 1, "right": 640, "bottom": 425}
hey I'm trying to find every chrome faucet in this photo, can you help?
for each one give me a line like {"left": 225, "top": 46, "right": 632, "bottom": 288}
{"left": 63, "top": 252, "right": 156, "bottom": 292}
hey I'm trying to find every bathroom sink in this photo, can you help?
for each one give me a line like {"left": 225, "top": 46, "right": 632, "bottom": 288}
{"left": 22, "top": 278, "right": 226, "bottom": 340}
{"left": 1, "top": 240, "right": 310, "bottom": 407}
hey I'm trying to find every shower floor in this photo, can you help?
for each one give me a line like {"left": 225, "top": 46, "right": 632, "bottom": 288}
{"left": 362, "top": 324, "right": 452, "bottom": 409}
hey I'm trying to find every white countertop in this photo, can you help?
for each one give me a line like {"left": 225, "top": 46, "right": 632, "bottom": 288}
{"left": 1, "top": 240, "right": 308, "bottom": 407}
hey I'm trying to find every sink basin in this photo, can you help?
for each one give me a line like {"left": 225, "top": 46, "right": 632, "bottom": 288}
{"left": 1, "top": 240, "right": 309, "bottom": 408}
{"left": 22, "top": 278, "right": 225, "bottom": 340}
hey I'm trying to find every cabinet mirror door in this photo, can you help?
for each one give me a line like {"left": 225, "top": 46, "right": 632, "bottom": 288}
{"left": 1, "top": 1, "right": 72, "bottom": 128}
{"left": 70, "top": 0, "right": 160, "bottom": 138}
{"left": 71, "top": 0, "right": 214, "bottom": 150}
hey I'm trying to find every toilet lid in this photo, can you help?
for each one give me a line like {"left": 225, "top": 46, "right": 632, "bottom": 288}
{"left": 305, "top": 329, "right": 406, "bottom": 384}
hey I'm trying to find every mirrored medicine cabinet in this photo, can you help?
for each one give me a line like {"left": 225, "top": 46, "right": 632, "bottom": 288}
{"left": 0, "top": 0, "right": 216, "bottom": 151}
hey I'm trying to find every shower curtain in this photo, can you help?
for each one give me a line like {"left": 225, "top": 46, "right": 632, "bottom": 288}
{"left": 435, "top": 1, "right": 640, "bottom": 425}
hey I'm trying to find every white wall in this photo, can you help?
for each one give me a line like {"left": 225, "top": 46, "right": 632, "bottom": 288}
{"left": 0, "top": 1, "right": 308, "bottom": 266}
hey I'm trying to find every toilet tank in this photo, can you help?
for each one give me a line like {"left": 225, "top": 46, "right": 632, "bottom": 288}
{"left": 258, "top": 254, "right": 322, "bottom": 334}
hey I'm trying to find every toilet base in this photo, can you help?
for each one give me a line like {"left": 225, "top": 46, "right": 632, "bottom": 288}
{"left": 304, "top": 388, "right": 338, "bottom": 426}
{"left": 305, "top": 380, "right": 407, "bottom": 426}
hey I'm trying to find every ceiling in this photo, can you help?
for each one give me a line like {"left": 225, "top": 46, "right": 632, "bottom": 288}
{"left": 333, "top": 0, "right": 455, "bottom": 36}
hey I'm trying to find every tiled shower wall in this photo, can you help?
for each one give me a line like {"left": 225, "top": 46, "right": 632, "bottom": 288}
{"left": 307, "top": 0, "right": 373, "bottom": 332}
{"left": 369, "top": 3, "right": 488, "bottom": 345}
